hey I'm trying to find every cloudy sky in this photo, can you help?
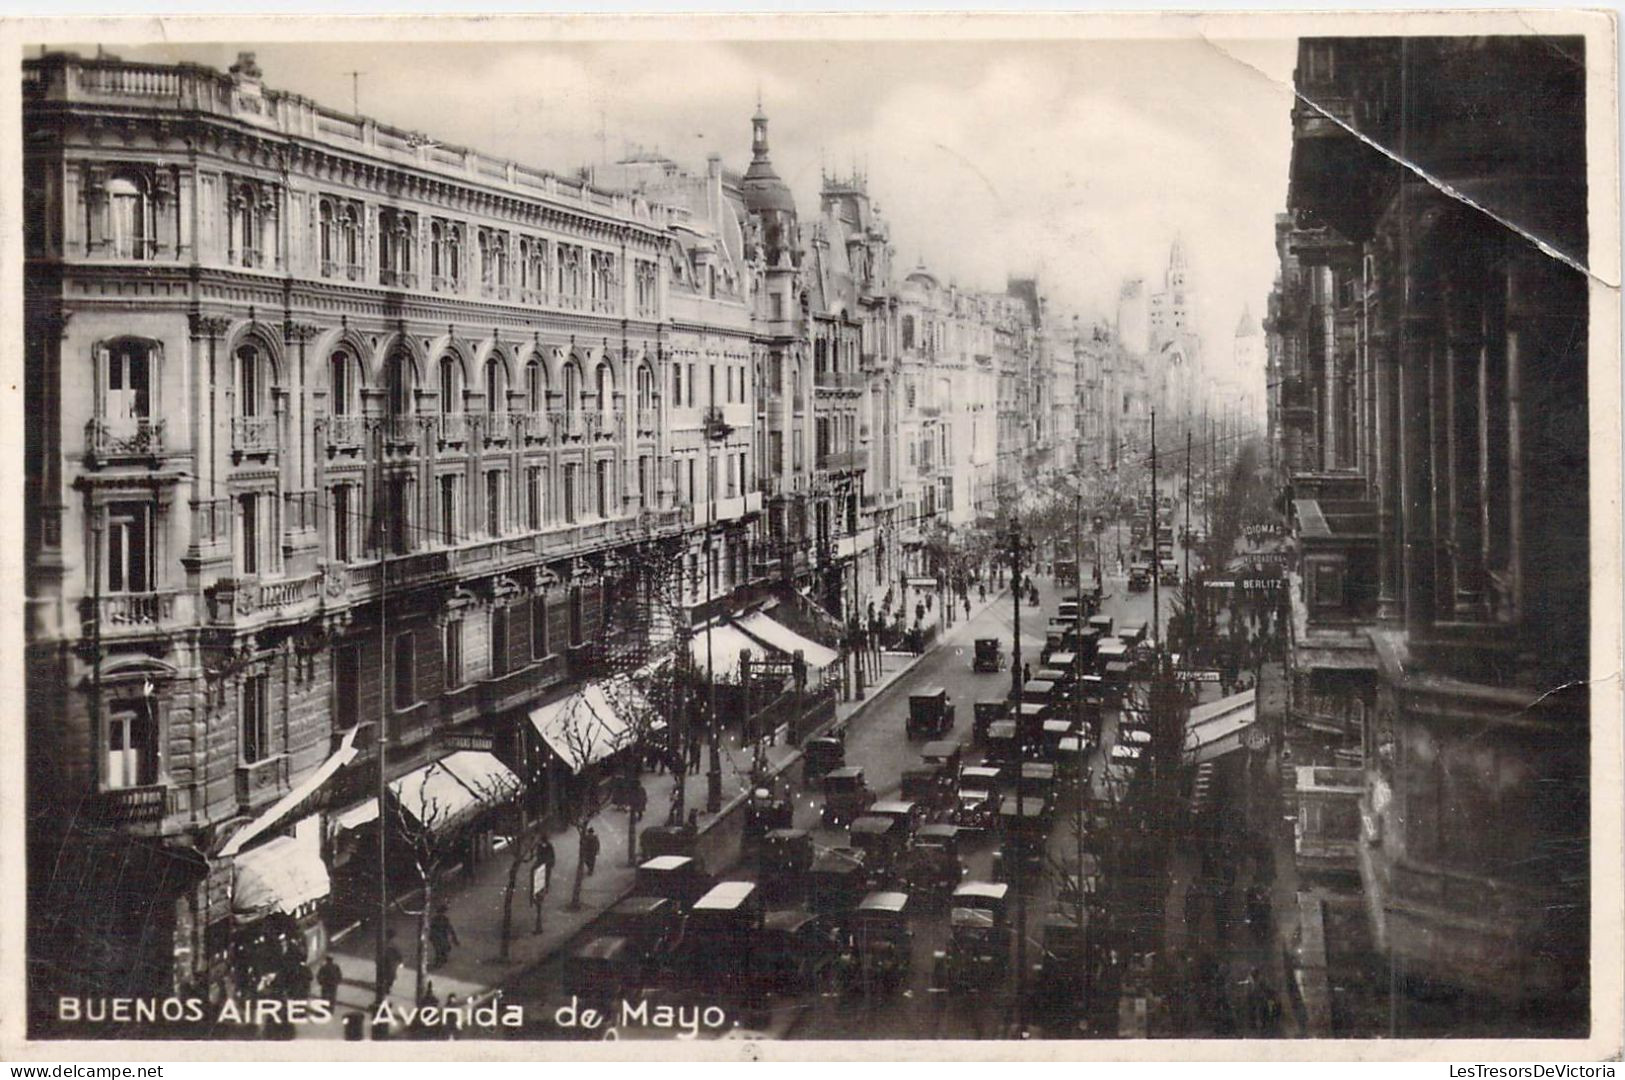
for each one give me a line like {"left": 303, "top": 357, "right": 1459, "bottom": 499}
{"left": 103, "top": 36, "right": 1297, "bottom": 391}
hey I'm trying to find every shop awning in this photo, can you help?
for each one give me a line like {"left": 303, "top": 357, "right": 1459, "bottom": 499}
{"left": 220, "top": 726, "right": 361, "bottom": 858}
{"left": 529, "top": 683, "right": 634, "bottom": 774}
{"left": 688, "top": 621, "right": 768, "bottom": 683}
{"left": 232, "top": 830, "right": 330, "bottom": 921}
{"left": 389, "top": 751, "right": 518, "bottom": 833}
{"left": 1185, "top": 690, "right": 1259, "bottom": 765}
{"left": 737, "top": 611, "right": 840, "bottom": 671}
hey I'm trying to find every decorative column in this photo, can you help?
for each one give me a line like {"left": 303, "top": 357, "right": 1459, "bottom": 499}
{"left": 1319, "top": 264, "right": 1338, "bottom": 471}
{"left": 1398, "top": 198, "right": 1445, "bottom": 635}
{"left": 1442, "top": 232, "right": 1487, "bottom": 618}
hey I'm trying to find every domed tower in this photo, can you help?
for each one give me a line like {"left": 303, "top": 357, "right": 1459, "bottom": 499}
{"left": 740, "top": 103, "right": 799, "bottom": 269}
{"left": 1165, "top": 237, "right": 1191, "bottom": 336}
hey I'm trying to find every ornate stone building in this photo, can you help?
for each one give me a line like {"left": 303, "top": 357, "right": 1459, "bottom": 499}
{"left": 1274, "top": 36, "right": 1589, "bottom": 1031}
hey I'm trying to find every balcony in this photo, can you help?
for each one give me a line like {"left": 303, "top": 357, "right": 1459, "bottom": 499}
{"left": 236, "top": 755, "right": 289, "bottom": 812}
{"left": 385, "top": 414, "right": 425, "bottom": 448}
{"left": 85, "top": 783, "right": 172, "bottom": 825}
{"left": 326, "top": 414, "right": 366, "bottom": 451}
{"left": 549, "top": 409, "right": 588, "bottom": 441}
{"left": 637, "top": 506, "right": 687, "bottom": 535}
{"left": 380, "top": 268, "right": 419, "bottom": 290}
{"left": 516, "top": 411, "right": 551, "bottom": 443}
{"left": 819, "top": 448, "right": 867, "bottom": 474}
{"left": 815, "top": 369, "right": 864, "bottom": 392}
{"left": 86, "top": 417, "right": 165, "bottom": 463}
{"left": 231, "top": 415, "right": 278, "bottom": 456}
{"left": 82, "top": 591, "right": 180, "bottom": 636}
{"left": 206, "top": 572, "right": 323, "bottom": 626}
{"left": 436, "top": 412, "right": 470, "bottom": 447}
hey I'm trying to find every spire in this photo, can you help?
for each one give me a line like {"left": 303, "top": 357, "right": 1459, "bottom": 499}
{"left": 1170, "top": 234, "right": 1188, "bottom": 270}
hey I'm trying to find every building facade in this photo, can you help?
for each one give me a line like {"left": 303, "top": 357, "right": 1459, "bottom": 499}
{"left": 1273, "top": 37, "right": 1589, "bottom": 1030}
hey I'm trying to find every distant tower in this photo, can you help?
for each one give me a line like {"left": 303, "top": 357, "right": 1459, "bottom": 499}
{"left": 1166, "top": 237, "right": 1190, "bottom": 336}
{"left": 740, "top": 103, "right": 799, "bottom": 269}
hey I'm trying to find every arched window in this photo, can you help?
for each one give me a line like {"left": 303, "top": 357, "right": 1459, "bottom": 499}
{"left": 387, "top": 353, "right": 416, "bottom": 415}
{"left": 439, "top": 355, "right": 462, "bottom": 413}
{"left": 563, "top": 363, "right": 581, "bottom": 414}
{"left": 107, "top": 175, "right": 151, "bottom": 260}
{"left": 340, "top": 204, "right": 359, "bottom": 269}
{"left": 484, "top": 357, "right": 506, "bottom": 413}
{"left": 792, "top": 362, "right": 804, "bottom": 413}
{"left": 595, "top": 362, "right": 613, "bottom": 416}
{"left": 329, "top": 350, "right": 360, "bottom": 415}
{"left": 525, "top": 359, "right": 545, "bottom": 412}
{"left": 430, "top": 222, "right": 444, "bottom": 278}
{"left": 236, "top": 342, "right": 274, "bottom": 418}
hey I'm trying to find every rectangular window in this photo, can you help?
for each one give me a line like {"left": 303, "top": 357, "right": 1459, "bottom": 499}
{"left": 439, "top": 474, "right": 458, "bottom": 544}
{"left": 237, "top": 493, "right": 259, "bottom": 576}
{"left": 443, "top": 619, "right": 464, "bottom": 689}
{"left": 672, "top": 363, "right": 682, "bottom": 408}
{"left": 563, "top": 463, "right": 577, "bottom": 524}
{"left": 638, "top": 455, "right": 650, "bottom": 507}
{"left": 486, "top": 470, "right": 503, "bottom": 536}
{"left": 530, "top": 596, "right": 549, "bottom": 659}
{"left": 241, "top": 673, "right": 270, "bottom": 765}
{"left": 334, "top": 644, "right": 360, "bottom": 731}
{"left": 106, "top": 501, "right": 153, "bottom": 594}
{"left": 687, "top": 458, "right": 697, "bottom": 504}
{"left": 105, "top": 342, "right": 152, "bottom": 421}
{"left": 595, "top": 459, "right": 609, "bottom": 517}
{"left": 392, "top": 632, "right": 416, "bottom": 711}
{"left": 526, "top": 466, "right": 543, "bottom": 530}
{"left": 687, "top": 363, "right": 696, "bottom": 406}
{"left": 491, "top": 607, "right": 509, "bottom": 676}
{"left": 568, "top": 587, "right": 583, "bottom": 647}
{"left": 106, "top": 701, "right": 157, "bottom": 790}
{"left": 332, "top": 484, "right": 351, "bottom": 563}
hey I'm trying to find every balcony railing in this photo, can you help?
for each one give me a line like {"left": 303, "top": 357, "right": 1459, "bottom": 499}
{"left": 380, "top": 268, "right": 418, "bottom": 289}
{"left": 549, "top": 409, "right": 587, "bottom": 441}
{"left": 86, "top": 417, "right": 165, "bottom": 461}
{"left": 437, "top": 412, "right": 470, "bottom": 446}
{"left": 814, "top": 369, "right": 864, "bottom": 391}
{"left": 83, "top": 590, "right": 179, "bottom": 633}
{"left": 385, "top": 414, "right": 424, "bottom": 446}
{"left": 637, "top": 506, "right": 687, "bottom": 534}
{"left": 326, "top": 414, "right": 366, "bottom": 449}
{"left": 231, "top": 415, "right": 278, "bottom": 454}
{"left": 515, "top": 412, "right": 549, "bottom": 442}
{"left": 87, "top": 784, "right": 171, "bottom": 824}
{"left": 819, "top": 449, "right": 866, "bottom": 473}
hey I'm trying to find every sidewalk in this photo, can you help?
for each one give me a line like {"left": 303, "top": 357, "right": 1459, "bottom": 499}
{"left": 316, "top": 584, "right": 1009, "bottom": 1035}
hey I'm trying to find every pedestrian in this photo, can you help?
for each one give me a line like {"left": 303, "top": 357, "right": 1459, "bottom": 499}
{"left": 688, "top": 735, "right": 702, "bottom": 774}
{"left": 429, "top": 903, "right": 459, "bottom": 969}
{"left": 583, "top": 826, "right": 600, "bottom": 876}
{"left": 379, "top": 929, "right": 403, "bottom": 1000}
{"left": 317, "top": 953, "right": 342, "bottom": 1006}
{"left": 418, "top": 980, "right": 439, "bottom": 1008}
{"left": 963, "top": 596, "right": 971, "bottom": 619}
{"left": 1023, "top": 662, "right": 1032, "bottom": 684}
{"left": 536, "top": 835, "right": 557, "bottom": 879}
{"left": 979, "top": 583, "right": 986, "bottom": 602}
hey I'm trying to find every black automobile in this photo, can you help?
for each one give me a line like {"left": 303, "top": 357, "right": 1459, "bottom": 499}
{"left": 802, "top": 735, "right": 846, "bottom": 784}
{"left": 758, "top": 827, "right": 814, "bottom": 900}
{"left": 904, "top": 822, "right": 966, "bottom": 896}
{"left": 972, "top": 637, "right": 1004, "bottom": 673}
{"left": 907, "top": 687, "right": 955, "bottom": 739}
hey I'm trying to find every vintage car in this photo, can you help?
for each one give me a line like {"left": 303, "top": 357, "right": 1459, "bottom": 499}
{"left": 563, "top": 936, "right": 644, "bottom": 1004}
{"left": 802, "top": 735, "right": 847, "bottom": 784}
{"left": 822, "top": 766, "right": 876, "bottom": 827}
{"left": 936, "top": 881, "right": 1011, "bottom": 990}
{"left": 746, "top": 910, "right": 843, "bottom": 996}
{"left": 601, "top": 895, "right": 683, "bottom": 965}
{"left": 743, "top": 782, "right": 794, "bottom": 841}
{"left": 954, "top": 765, "right": 1002, "bottom": 832}
{"left": 809, "top": 847, "right": 869, "bottom": 925}
{"left": 1035, "top": 668, "right": 1072, "bottom": 698}
{"left": 1030, "top": 911, "right": 1089, "bottom": 1015}
{"left": 1046, "top": 650, "right": 1080, "bottom": 679}
{"left": 972, "top": 637, "right": 1004, "bottom": 673}
{"left": 1127, "top": 563, "right": 1152, "bottom": 592}
{"left": 1160, "top": 559, "right": 1181, "bottom": 585}
{"left": 1087, "top": 614, "right": 1114, "bottom": 638}
{"left": 848, "top": 814, "right": 908, "bottom": 883}
{"left": 906, "top": 687, "right": 956, "bottom": 739}
{"left": 844, "top": 891, "right": 914, "bottom": 991}
{"left": 1021, "top": 679, "right": 1057, "bottom": 707}
{"left": 984, "top": 719, "right": 1021, "bottom": 765}
{"left": 676, "top": 881, "right": 766, "bottom": 990}
{"left": 992, "top": 796, "right": 1049, "bottom": 883}
{"left": 900, "top": 761, "right": 953, "bottom": 814}
{"left": 757, "top": 827, "right": 814, "bottom": 900}
{"left": 973, "top": 700, "right": 1009, "bottom": 746}
{"left": 903, "top": 822, "right": 967, "bottom": 896}
{"left": 640, "top": 823, "right": 699, "bottom": 863}
{"left": 1055, "top": 734, "right": 1090, "bottom": 779}
{"left": 1040, "top": 718, "right": 1077, "bottom": 760}
{"left": 634, "top": 854, "right": 712, "bottom": 912}
{"left": 868, "top": 798, "right": 927, "bottom": 839}
{"left": 1118, "top": 622, "right": 1149, "bottom": 648}
{"left": 1016, "top": 701, "right": 1050, "bottom": 743}
{"left": 921, "top": 738, "right": 965, "bottom": 776}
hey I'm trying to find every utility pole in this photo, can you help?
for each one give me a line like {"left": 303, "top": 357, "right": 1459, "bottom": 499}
{"left": 1150, "top": 410, "right": 1159, "bottom": 651}
{"left": 1007, "top": 517, "right": 1028, "bottom": 1036}
{"left": 374, "top": 419, "right": 391, "bottom": 1005}
{"left": 1185, "top": 429, "right": 1193, "bottom": 654}
{"left": 345, "top": 70, "right": 364, "bottom": 116}
{"left": 1072, "top": 487, "right": 1090, "bottom": 1021}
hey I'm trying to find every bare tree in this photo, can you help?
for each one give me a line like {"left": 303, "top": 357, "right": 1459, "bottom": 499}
{"left": 383, "top": 772, "right": 459, "bottom": 1005}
